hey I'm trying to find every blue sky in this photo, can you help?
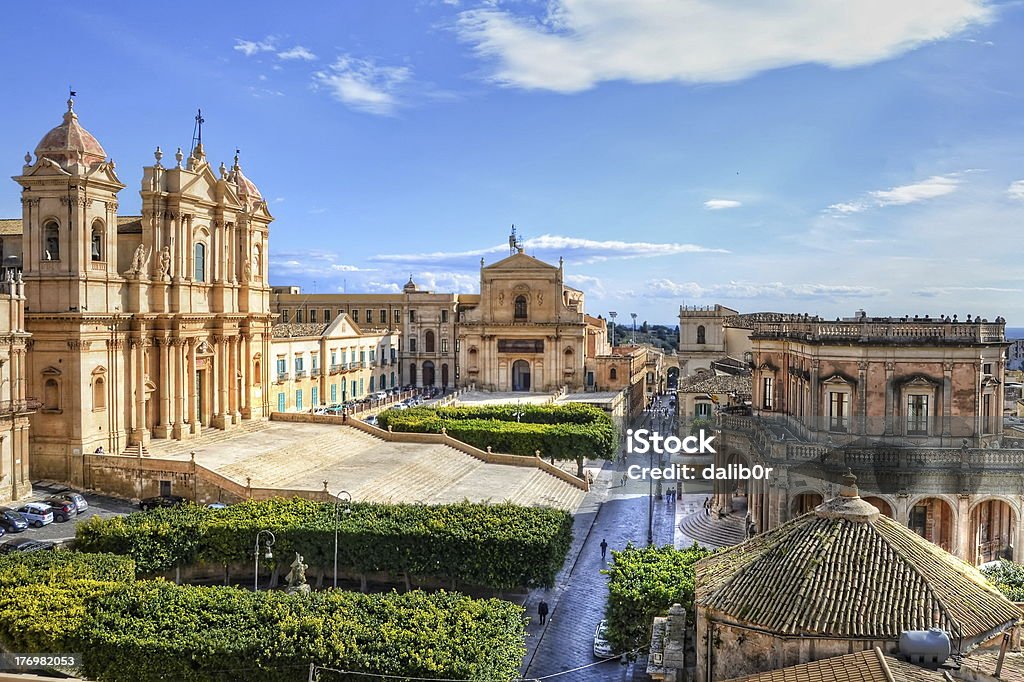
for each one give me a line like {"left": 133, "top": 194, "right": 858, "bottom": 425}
{"left": 1, "top": 1, "right": 1023, "bottom": 325}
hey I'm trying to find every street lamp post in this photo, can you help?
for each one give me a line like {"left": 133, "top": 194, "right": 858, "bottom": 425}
{"left": 254, "top": 529, "right": 276, "bottom": 591}
{"left": 330, "top": 489, "right": 352, "bottom": 588}
{"left": 609, "top": 311, "right": 617, "bottom": 347}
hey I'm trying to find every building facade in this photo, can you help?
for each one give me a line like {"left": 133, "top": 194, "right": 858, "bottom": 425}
{"left": 7, "top": 99, "right": 274, "bottom": 486}
{"left": 0, "top": 275, "right": 31, "bottom": 502}
{"left": 269, "top": 314, "right": 398, "bottom": 412}
{"left": 713, "top": 313, "right": 1018, "bottom": 565}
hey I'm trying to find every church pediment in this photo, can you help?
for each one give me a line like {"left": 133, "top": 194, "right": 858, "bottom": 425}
{"left": 82, "top": 162, "right": 125, "bottom": 187}
{"left": 483, "top": 251, "right": 558, "bottom": 272}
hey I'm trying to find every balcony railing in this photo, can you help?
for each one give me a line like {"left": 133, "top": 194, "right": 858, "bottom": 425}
{"left": 295, "top": 370, "right": 307, "bottom": 378}
{"left": 276, "top": 372, "right": 290, "bottom": 383}
{"left": 330, "top": 364, "right": 342, "bottom": 374}
{"left": 312, "top": 367, "right": 322, "bottom": 378}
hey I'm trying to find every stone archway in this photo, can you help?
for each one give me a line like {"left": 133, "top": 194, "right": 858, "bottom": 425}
{"left": 791, "top": 492, "right": 823, "bottom": 516}
{"left": 863, "top": 496, "right": 894, "bottom": 518}
{"left": 441, "top": 363, "right": 449, "bottom": 389}
{"left": 422, "top": 361, "right": 436, "bottom": 387}
{"left": 512, "top": 359, "right": 531, "bottom": 391}
{"left": 908, "top": 497, "right": 955, "bottom": 553}
{"left": 970, "top": 497, "right": 1018, "bottom": 564}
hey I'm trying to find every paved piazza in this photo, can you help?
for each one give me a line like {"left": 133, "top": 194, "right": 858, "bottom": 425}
{"left": 145, "top": 421, "right": 586, "bottom": 510}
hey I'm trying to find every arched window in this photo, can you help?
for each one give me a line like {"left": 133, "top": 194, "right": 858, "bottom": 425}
{"left": 91, "top": 220, "right": 104, "bottom": 261}
{"left": 44, "top": 379, "right": 60, "bottom": 410}
{"left": 610, "top": 367, "right": 618, "bottom": 380}
{"left": 194, "top": 243, "right": 207, "bottom": 281}
{"left": 44, "top": 220, "right": 60, "bottom": 261}
{"left": 253, "top": 359, "right": 262, "bottom": 386}
{"left": 410, "top": 337, "right": 417, "bottom": 352}
{"left": 696, "top": 325, "right": 706, "bottom": 344}
{"left": 514, "top": 295, "right": 528, "bottom": 320}
{"left": 425, "top": 330, "right": 435, "bottom": 353}
{"left": 93, "top": 377, "right": 106, "bottom": 410}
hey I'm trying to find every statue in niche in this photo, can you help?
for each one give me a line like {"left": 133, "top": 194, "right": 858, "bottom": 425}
{"left": 243, "top": 259, "right": 252, "bottom": 282}
{"left": 159, "top": 246, "right": 171, "bottom": 279}
{"left": 127, "top": 244, "right": 149, "bottom": 276}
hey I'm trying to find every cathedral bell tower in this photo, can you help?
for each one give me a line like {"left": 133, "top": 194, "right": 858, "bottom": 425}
{"left": 13, "top": 97, "right": 125, "bottom": 313}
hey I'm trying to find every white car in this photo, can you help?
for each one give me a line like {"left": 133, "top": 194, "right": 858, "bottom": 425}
{"left": 17, "top": 503, "right": 54, "bottom": 528}
{"left": 593, "top": 619, "right": 615, "bottom": 658}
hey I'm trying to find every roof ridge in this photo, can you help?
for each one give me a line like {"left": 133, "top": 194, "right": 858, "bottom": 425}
{"left": 875, "top": 646, "right": 897, "bottom": 682}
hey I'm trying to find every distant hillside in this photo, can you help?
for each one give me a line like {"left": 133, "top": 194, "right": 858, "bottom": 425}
{"left": 607, "top": 322, "right": 678, "bottom": 352}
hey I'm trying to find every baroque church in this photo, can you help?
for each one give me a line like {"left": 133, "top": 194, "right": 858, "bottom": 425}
{"left": 1, "top": 98, "right": 273, "bottom": 491}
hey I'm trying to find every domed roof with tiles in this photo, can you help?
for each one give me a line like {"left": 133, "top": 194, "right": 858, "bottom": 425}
{"left": 230, "top": 154, "right": 261, "bottom": 203}
{"left": 34, "top": 99, "right": 107, "bottom": 165}
{"left": 695, "top": 473, "right": 1021, "bottom": 643}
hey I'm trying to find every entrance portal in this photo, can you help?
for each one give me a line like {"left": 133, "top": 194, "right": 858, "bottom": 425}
{"left": 512, "top": 360, "right": 531, "bottom": 391}
{"left": 422, "top": 361, "right": 435, "bottom": 387}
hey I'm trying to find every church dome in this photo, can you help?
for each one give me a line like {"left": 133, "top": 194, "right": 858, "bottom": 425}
{"left": 230, "top": 153, "right": 262, "bottom": 203}
{"left": 695, "top": 474, "right": 1019, "bottom": 644}
{"left": 403, "top": 276, "right": 418, "bottom": 293}
{"left": 34, "top": 98, "right": 107, "bottom": 165}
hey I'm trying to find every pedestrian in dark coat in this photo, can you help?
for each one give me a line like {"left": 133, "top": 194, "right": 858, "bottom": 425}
{"left": 600, "top": 538, "right": 608, "bottom": 560}
{"left": 538, "top": 600, "right": 549, "bottom": 625}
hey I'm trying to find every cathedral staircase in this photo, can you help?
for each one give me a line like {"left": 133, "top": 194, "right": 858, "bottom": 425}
{"left": 677, "top": 510, "right": 747, "bottom": 549}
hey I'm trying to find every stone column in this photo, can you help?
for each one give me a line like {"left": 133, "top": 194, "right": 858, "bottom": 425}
{"left": 188, "top": 339, "right": 200, "bottom": 435}
{"left": 883, "top": 361, "right": 895, "bottom": 436}
{"left": 857, "top": 360, "right": 868, "bottom": 435}
{"left": 809, "top": 360, "right": 820, "bottom": 433}
{"left": 955, "top": 495, "right": 972, "bottom": 563}
{"left": 172, "top": 339, "right": 185, "bottom": 439}
{"left": 212, "top": 336, "right": 229, "bottom": 429}
{"left": 942, "top": 361, "right": 953, "bottom": 442}
{"left": 155, "top": 338, "right": 172, "bottom": 438}
{"left": 229, "top": 336, "right": 240, "bottom": 423}
{"left": 240, "top": 333, "right": 251, "bottom": 418}
{"left": 133, "top": 338, "right": 149, "bottom": 446}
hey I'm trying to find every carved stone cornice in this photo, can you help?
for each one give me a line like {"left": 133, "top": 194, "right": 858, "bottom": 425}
{"left": 107, "top": 201, "right": 119, "bottom": 212}
{"left": 106, "top": 338, "right": 125, "bottom": 350}
{"left": 20, "top": 197, "right": 39, "bottom": 207}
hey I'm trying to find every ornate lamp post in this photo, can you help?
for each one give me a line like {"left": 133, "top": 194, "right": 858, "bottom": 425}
{"left": 254, "top": 529, "right": 275, "bottom": 591}
{"left": 329, "top": 488, "right": 352, "bottom": 588}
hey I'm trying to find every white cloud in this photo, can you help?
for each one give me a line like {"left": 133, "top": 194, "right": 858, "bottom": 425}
{"left": 644, "top": 279, "right": 888, "bottom": 300}
{"left": 270, "top": 250, "right": 379, "bottom": 278}
{"left": 564, "top": 273, "right": 605, "bottom": 296}
{"left": 371, "top": 233, "right": 726, "bottom": 268}
{"left": 827, "top": 174, "right": 963, "bottom": 215}
{"left": 456, "top": 1, "right": 992, "bottom": 93}
{"left": 234, "top": 37, "right": 276, "bottom": 57}
{"left": 312, "top": 55, "right": 412, "bottom": 115}
{"left": 361, "top": 281, "right": 402, "bottom": 294}
{"left": 704, "top": 199, "right": 742, "bottom": 210}
{"left": 277, "top": 46, "right": 317, "bottom": 61}
{"left": 410, "top": 271, "right": 479, "bottom": 294}
{"left": 1008, "top": 180, "right": 1024, "bottom": 200}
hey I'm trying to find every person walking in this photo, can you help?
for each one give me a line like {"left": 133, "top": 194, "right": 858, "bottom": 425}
{"left": 703, "top": 497, "right": 711, "bottom": 516}
{"left": 538, "top": 599, "right": 549, "bottom": 625}
{"left": 600, "top": 538, "right": 608, "bottom": 561}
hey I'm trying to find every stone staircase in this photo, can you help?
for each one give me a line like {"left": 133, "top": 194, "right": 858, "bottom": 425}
{"left": 677, "top": 510, "right": 747, "bottom": 549}
{"left": 141, "top": 419, "right": 275, "bottom": 457}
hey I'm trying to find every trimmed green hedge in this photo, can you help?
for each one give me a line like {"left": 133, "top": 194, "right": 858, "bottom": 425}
{"left": 0, "top": 550, "right": 135, "bottom": 587}
{"left": 76, "top": 498, "right": 573, "bottom": 589}
{"left": 981, "top": 560, "right": 1024, "bottom": 601}
{"left": 378, "top": 403, "right": 617, "bottom": 473}
{"left": 603, "top": 543, "right": 712, "bottom": 654}
{"left": 0, "top": 579, "right": 526, "bottom": 682}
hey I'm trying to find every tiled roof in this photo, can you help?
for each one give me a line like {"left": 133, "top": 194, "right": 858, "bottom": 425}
{"left": 696, "top": 503, "right": 1021, "bottom": 641}
{"left": 0, "top": 218, "right": 21, "bottom": 236}
{"left": 272, "top": 323, "right": 329, "bottom": 338}
{"left": 962, "top": 649, "right": 1024, "bottom": 681}
{"left": 721, "top": 648, "right": 944, "bottom": 682}
{"left": 680, "top": 374, "right": 752, "bottom": 395}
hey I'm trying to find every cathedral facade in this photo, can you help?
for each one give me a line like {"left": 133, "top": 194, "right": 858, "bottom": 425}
{"left": 9, "top": 99, "right": 273, "bottom": 485}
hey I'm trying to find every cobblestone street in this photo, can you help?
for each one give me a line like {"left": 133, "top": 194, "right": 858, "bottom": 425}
{"left": 521, "top": 408, "right": 681, "bottom": 682}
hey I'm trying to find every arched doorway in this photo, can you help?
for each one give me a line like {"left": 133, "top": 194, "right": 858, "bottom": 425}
{"left": 909, "top": 497, "right": 955, "bottom": 553}
{"left": 512, "top": 360, "right": 531, "bottom": 391}
{"left": 666, "top": 367, "right": 680, "bottom": 389}
{"left": 863, "top": 496, "right": 894, "bottom": 518}
{"left": 422, "top": 361, "right": 435, "bottom": 387}
{"left": 441, "top": 364, "right": 449, "bottom": 389}
{"left": 971, "top": 498, "right": 1016, "bottom": 564}
{"left": 792, "top": 492, "right": 823, "bottom": 516}
{"left": 409, "top": 363, "right": 417, "bottom": 387}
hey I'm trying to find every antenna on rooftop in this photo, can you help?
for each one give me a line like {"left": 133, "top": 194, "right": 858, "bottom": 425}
{"left": 509, "top": 224, "right": 523, "bottom": 254}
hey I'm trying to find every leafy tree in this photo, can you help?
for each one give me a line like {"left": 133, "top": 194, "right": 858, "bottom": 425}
{"left": 602, "top": 543, "right": 712, "bottom": 654}
{"left": 981, "top": 560, "right": 1024, "bottom": 601}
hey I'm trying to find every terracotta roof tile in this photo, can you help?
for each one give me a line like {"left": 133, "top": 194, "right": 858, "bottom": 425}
{"left": 721, "top": 648, "right": 945, "bottom": 682}
{"left": 696, "top": 511, "right": 1020, "bottom": 641}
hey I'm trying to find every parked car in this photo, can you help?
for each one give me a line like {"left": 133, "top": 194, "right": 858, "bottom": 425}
{"left": 51, "top": 489, "right": 88, "bottom": 513}
{"left": 16, "top": 503, "right": 54, "bottom": 528}
{"left": 0, "top": 526, "right": 5, "bottom": 539}
{"left": 364, "top": 416, "right": 378, "bottom": 426}
{"left": 139, "top": 494, "right": 187, "bottom": 511}
{"left": 593, "top": 620, "right": 615, "bottom": 658}
{"left": 42, "top": 497, "right": 77, "bottom": 522}
{"left": 374, "top": 391, "right": 388, "bottom": 401}
{"left": 0, "top": 538, "right": 54, "bottom": 555}
{"left": 0, "top": 508, "right": 28, "bottom": 533}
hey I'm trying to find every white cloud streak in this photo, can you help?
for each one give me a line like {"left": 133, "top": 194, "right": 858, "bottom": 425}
{"left": 827, "top": 174, "right": 963, "bottom": 215}
{"left": 312, "top": 56, "right": 412, "bottom": 115}
{"left": 234, "top": 37, "right": 318, "bottom": 61}
{"left": 704, "top": 199, "right": 742, "bottom": 210}
{"left": 644, "top": 279, "right": 888, "bottom": 300}
{"left": 1008, "top": 180, "right": 1024, "bottom": 200}
{"left": 456, "top": 0, "right": 992, "bottom": 93}
{"left": 277, "top": 46, "right": 317, "bottom": 61}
